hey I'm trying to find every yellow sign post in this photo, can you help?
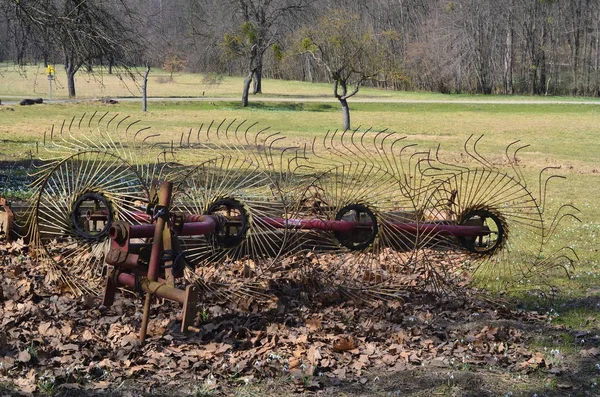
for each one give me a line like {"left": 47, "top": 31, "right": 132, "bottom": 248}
{"left": 47, "top": 65, "right": 55, "bottom": 100}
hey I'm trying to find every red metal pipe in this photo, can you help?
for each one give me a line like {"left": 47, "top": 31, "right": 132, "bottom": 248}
{"left": 180, "top": 217, "right": 218, "bottom": 236}
{"left": 111, "top": 217, "right": 218, "bottom": 241}
{"left": 184, "top": 214, "right": 208, "bottom": 223}
{"left": 260, "top": 217, "right": 359, "bottom": 233}
{"left": 117, "top": 273, "right": 186, "bottom": 303}
{"left": 258, "top": 217, "right": 489, "bottom": 237}
{"left": 105, "top": 248, "right": 141, "bottom": 269}
{"left": 132, "top": 211, "right": 152, "bottom": 223}
{"left": 388, "top": 222, "right": 488, "bottom": 237}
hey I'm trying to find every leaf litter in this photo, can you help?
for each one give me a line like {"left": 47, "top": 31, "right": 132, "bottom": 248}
{"left": 0, "top": 240, "right": 577, "bottom": 395}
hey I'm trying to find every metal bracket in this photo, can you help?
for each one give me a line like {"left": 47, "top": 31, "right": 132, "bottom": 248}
{"left": 181, "top": 285, "right": 199, "bottom": 333}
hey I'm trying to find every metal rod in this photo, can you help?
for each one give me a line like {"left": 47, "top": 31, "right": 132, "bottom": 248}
{"left": 140, "top": 293, "right": 152, "bottom": 343}
{"left": 147, "top": 182, "right": 172, "bottom": 282}
{"left": 110, "top": 217, "right": 218, "bottom": 241}
{"left": 260, "top": 217, "right": 489, "bottom": 237}
{"left": 140, "top": 181, "right": 173, "bottom": 344}
{"left": 117, "top": 273, "right": 186, "bottom": 303}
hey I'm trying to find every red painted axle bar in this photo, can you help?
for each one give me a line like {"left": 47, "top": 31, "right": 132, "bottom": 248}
{"left": 117, "top": 272, "right": 186, "bottom": 304}
{"left": 259, "top": 217, "right": 489, "bottom": 237}
{"left": 259, "top": 217, "right": 358, "bottom": 233}
{"left": 109, "top": 216, "right": 218, "bottom": 242}
{"left": 108, "top": 213, "right": 488, "bottom": 241}
{"left": 388, "top": 222, "right": 488, "bottom": 237}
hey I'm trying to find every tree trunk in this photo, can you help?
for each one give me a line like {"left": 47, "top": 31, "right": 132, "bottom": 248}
{"left": 65, "top": 60, "right": 77, "bottom": 98}
{"left": 339, "top": 97, "right": 350, "bottom": 130}
{"left": 253, "top": 66, "right": 262, "bottom": 94}
{"left": 504, "top": 2, "right": 514, "bottom": 94}
{"left": 142, "top": 64, "right": 150, "bottom": 112}
{"left": 595, "top": 8, "right": 600, "bottom": 95}
{"left": 242, "top": 72, "right": 253, "bottom": 107}
{"left": 540, "top": 22, "right": 548, "bottom": 95}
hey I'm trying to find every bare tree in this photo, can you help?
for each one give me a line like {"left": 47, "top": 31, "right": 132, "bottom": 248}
{"left": 14, "top": 0, "right": 141, "bottom": 98}
{"left": 6, "top": 0, "right": 600, "bottom": 98}
{"left": 223, "top": 0, "right": 309, "bottom": 107}
{"left": 452, "top": 0, "right": 503, "bottom": 94}
{"left": 300, "top": 9, "right": 383, "bottom": 129}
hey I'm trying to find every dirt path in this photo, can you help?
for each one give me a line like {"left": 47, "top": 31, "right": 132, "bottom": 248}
{"left": 3, "top": 95, "right": 600, "bottom": 106}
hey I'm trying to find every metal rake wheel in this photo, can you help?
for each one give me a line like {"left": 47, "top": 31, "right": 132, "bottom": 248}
{"left": 171, "top": 154, "right": 288, "bottom": 301}
{"left": 29, "top": 150, "right": 149, "bottom": 294}
{"left": 422, "top": 168, "right": 544, "bottom": 287}
{"left": 281, "top": 159, "right": 432, "bottom": 299}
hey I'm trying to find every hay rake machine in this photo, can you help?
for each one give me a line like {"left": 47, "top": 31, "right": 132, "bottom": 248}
{"left": 7, "top": 113, "right": 578, "bottom": 343}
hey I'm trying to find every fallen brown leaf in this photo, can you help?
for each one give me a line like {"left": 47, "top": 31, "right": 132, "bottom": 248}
{"left": 333, "top": 336, "right": 355, "bottom": 352}
{"left": 17, "top": 350, "right": 31, "bottom": 363}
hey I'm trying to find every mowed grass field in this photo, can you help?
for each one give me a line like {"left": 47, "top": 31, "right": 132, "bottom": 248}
{"left": 1, "top": 64, "right": 599, "bottom": 314}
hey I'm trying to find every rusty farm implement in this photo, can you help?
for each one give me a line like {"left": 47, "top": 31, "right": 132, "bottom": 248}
{"left": 0, "top": 113, "right": 578, "bottom": 343}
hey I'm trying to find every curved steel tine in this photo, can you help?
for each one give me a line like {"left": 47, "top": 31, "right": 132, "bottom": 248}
{"left": 76, "top": 113, "right": 86, "bottom": 130}
{"left": 244, "top": 121, "right": 259, "bottom": 146}
{"left": 205, "top": 120, "right": 215, "bottom": 142}
{"left": 538, "top": 166, "right": 563, "bottom": 213}
{"left": 115, "top": 115, "right": 131, "bottom": 135}
{"left": 196, "top": 123, "right": 204, "bottom": 143}
{"left": 234, "top": 119, "right": 247, "bottom": 142}
{"left": 215, "top": 118, "right": 227, "bottom": 141}
{"left": 225, "top": 118, "right": 237, "bottom": 140}
{"left": 510, "top": 143, "right": 530, "bottom": 185}
{"left": 88, "top": 111, "right": 97, "bottom": 129}
{"left": 125, "top": 119, "right": 141, "bottom": 138}
{"left": 544, "top": 204, "right": 581, "bottom": 243}
{"left": 97, "top": 111, "right": 109, "bottom": 128}
{"left": 105, "top": 113, "right": 119, "bottom": 132}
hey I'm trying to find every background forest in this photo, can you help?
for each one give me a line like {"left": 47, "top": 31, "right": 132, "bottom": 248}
{"left": 2, "top": 0, "right": 600, "bottom": 99}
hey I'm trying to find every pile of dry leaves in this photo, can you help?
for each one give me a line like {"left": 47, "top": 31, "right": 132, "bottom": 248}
{"left": 0, "top": 239, "right": 558, "bottom": 396}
